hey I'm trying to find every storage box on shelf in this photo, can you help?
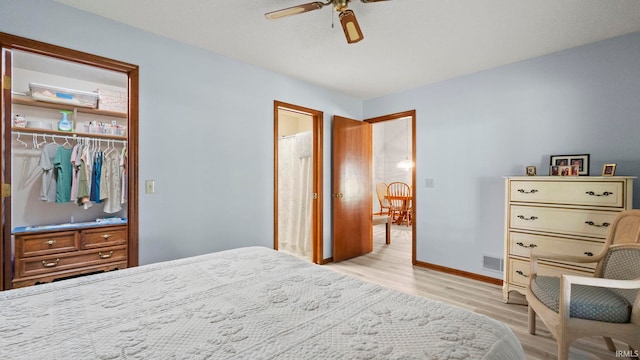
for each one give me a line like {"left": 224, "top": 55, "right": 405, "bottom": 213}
{"left": 29, "top": 82, "right": 99, "bottom": 108}
{"left": 12, "top": 225, "right": 128, "bottom": 288}
{"left": 503, "top": 176, "right": 634, "bottom": 303}
{"left": 97, "top": 88, "right": 128, "bottom": 113}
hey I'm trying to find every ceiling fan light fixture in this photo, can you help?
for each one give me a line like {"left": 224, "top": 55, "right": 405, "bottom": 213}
{"left": 339, "top": 10, "right": 364, "bottom": 44}
{"left": 396, "top": 158, "right": 414, "bottom": 170}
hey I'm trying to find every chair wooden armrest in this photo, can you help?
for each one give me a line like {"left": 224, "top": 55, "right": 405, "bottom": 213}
{"left": 562, "top": 275, "right": 640, "bottom": 290}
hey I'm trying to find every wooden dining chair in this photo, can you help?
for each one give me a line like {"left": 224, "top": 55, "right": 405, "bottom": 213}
{"left": 375, "top": 182, "right": 391, "bottom": 215}
{"left": 386, "top": 182, "right": 412, "bottom": 226}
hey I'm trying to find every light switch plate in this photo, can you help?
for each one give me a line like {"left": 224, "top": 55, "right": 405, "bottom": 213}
{"left": 425, "top": 178, "right": 434, "bottom": 188}
{"left": 145, "top": 180, "right": 155, "bottom": 194}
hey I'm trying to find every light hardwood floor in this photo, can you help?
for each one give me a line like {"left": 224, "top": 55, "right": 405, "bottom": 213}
{"left": 323, "top": 224, "right": 629, "bottom": 360}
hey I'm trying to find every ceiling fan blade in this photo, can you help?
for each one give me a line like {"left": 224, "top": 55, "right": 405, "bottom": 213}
{"left": 265, "top": 2, "right": 326, "bottom": 20}
{"left": 339, "top": 10, "right": 364, "bottom": 44}
{"left": 360, "top": 0, "right": 390, "bottom": 3}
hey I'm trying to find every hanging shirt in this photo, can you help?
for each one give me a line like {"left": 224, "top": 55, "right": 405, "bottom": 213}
{"left": 120, "top": 148, "right": 127, "bottom": 204}
{"left": 54, "top": 146, "right": 73, "bottom": 203}
{"left": 39, "top": 143, "right": 60, "bottom": 203}
{"left": 90, "top": 151, "right": 103, "bottom": 203}
{"left": 103, "top": 152, "right": 122, "bottom": 214}
{"left": 100, "top": 151, "right": 109, "bottom": 202}
{"left": 70, "top": 144, "right": 82, "bottom": 202}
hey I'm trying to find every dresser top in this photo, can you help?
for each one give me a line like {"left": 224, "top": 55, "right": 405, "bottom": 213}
{"left": 505, "top": 176, "right": 636, "bottom": 181}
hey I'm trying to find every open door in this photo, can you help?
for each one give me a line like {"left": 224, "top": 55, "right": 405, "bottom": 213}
{"left": 332, "top": 116, "right": 372, "bottom": 261}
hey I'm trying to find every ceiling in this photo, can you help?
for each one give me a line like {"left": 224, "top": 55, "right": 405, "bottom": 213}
{"left": 54, "top": 0, "right": 640, "bottom": 100}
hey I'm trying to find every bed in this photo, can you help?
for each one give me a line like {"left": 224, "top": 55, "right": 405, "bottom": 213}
{"left": 0, "top": 246, "right": 525, "bottom": 359}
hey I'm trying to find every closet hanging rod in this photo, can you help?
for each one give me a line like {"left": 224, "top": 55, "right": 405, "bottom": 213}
{"left": 12, "top": 131, "right": 126, "bottom": 145}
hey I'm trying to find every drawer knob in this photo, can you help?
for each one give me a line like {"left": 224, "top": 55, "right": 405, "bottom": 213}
{"left": 515, "top": 270, "right": 529, "bottom": 278}
{"left": 585, "top": 191, "right": 613, "bottom": 197}
{"left": 517, "top": 215, "right": 538, "bottom": 221}
{"left": 584, "top": 252, "right": 594, "bottom": 257}
{"left": 517, "top": 189, "right": 538, "bottom": 194}
{"left": 101, "top": 234, "right": 112, "bottom": 239}
{"left": 44, "top": 240, "right": 56, "bottom": 246}
{"left": 584, "top": 221, "right": 610, "bottom": 228}
{"left": 516, "top": 242, "right": 538, "bottom": 248}
{"left": 42, "top": 259, "right": 59, "bottom": 268}
{"left": 99, "top": 251, "right": 114, "bottom": 259}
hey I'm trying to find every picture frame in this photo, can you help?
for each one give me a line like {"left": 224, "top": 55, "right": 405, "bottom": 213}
{"left": 602, "top": 163, "right": 616, "bottom": 176}
{"left": 549, "top": 154, "right": 590, "bottom": 176}
{"left": 526, "top": 166, "right": 536, "bottom": 176}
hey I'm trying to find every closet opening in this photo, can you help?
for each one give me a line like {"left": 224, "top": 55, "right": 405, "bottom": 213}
{"left": 273, "top": 101, "right": 323, "bottom": 264}
{"left": 1, "top": 32, "right": 139, "bottom": 290}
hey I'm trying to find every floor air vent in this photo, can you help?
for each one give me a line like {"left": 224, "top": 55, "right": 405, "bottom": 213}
{"left": 482, "top": 255, "right": 503, "bottom": 272}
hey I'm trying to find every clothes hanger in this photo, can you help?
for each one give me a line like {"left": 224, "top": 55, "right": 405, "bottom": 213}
{"left": 15, "top": 132, "right": 28, "bottom": 148}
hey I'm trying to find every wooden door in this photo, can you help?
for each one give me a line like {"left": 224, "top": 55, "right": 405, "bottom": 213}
{"left": 332, "top": 116, "right": 372, "bottom": 261}
{"left": 0, "top": 47, "right": 12, "bottom": 289}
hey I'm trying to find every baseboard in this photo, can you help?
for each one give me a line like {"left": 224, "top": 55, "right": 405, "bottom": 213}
{"left": 414, "top": 260, "right": 503, "bottom": 286}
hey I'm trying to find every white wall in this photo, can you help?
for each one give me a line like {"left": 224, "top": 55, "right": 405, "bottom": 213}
{"left": 364, "top": 32, "right": 640, "bottom": 279}
{"left": 0, "top": 0, "right": 363, "bottom": 263}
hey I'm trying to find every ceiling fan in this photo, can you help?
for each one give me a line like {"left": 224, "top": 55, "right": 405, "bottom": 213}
{"left": 265, "top": 0, "right": 389, "bottom": 44}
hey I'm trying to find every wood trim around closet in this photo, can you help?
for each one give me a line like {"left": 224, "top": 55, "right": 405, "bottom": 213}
{"left": 0, "top": 32, "right": 140, "bottom": 288}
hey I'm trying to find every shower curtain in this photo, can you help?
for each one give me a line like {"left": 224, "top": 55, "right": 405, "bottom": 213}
{"left": 278, "top": 131, "right": 312, "bottom": 257}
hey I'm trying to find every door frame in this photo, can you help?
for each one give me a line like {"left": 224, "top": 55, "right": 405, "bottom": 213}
{"left": 0, "top": 32, "right": 139, "bottom": 289}
{"left": 365, "top": 110, "right": 417, "bottom": 264}
{"left": 273, "top": 101, "right": 323, "bottom": 264}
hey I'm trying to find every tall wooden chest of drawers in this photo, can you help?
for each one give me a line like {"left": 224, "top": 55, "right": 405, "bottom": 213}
{"left": 503, "top": 176, "right": 634, "bottom": 303}
{"left": 13, "top": 225, "right": 128, "bottom": 288}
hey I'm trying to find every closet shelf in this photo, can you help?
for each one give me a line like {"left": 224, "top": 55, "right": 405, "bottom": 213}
{"left": 12, "top": 97, "right": 127, "bottom": 119}
{"left": 12, "top": 127, "right": 126, "bottom": 141}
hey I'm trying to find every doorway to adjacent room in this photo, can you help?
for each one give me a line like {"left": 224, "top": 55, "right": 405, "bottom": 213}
{"left": 273, "top": 101, "right": 323, "bottom": 264}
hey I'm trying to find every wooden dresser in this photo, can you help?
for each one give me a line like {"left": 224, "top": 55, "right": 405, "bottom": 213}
{"left": 503, "top": 176, "right": 634, "bottom": 303}
{"left": 13, "top": 225, "right": 128, "bottom": 288}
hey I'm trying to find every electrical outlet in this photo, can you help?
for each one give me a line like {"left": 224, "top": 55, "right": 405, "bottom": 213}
{"left": 145, "top": 180, "right": 155, "bottom": 194}
{"left": 425, "top": 178, "right": 434, "bottom": 188}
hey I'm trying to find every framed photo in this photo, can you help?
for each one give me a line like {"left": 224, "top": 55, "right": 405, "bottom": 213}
{"left": 549, "top": 154, "right": 590, "bottom": 176}
{"left": 550, "top": 165, "right": 559, "bottom": 176}
{"left": 526, "top": 166, "right": 536, "bottom": 176}
{"left": 602, "top": 163, "right": 616, "bottom": 176}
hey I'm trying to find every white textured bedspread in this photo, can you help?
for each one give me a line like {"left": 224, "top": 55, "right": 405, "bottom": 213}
{"left": 0, "top": 246, "right": 524, "bottom": 359}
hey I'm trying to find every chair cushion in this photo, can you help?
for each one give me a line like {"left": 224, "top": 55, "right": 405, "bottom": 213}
{"left": 530, "top": 275, "right": 632, "bottom": 323}
{"left": 602, "top": 247, "right": 640, "bottom": 304}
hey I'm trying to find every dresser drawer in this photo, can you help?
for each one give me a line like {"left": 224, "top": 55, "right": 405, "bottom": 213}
{"left": 16, "top": 246, "right": 127, "bottom": 278}
{"left": 510, "top": 180, "right": 625, "bottom": 208}
{"left": 508, "top": 258, "right": 592, "bottom": 288}
{"left": 510, "top": 205, "right": 617, "bottom": 238}
{"left": 508, "top": 232, "right": 602, "bottom": 269}
{"left": 82, "top": 226, "right": 127, "bottom": 249}
{"left": 16, "top": 231, "right": 79, "bottom": 258}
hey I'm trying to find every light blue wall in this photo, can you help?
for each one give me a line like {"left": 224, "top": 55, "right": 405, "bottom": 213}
{"left": 3, "top": 1, "right": 639, "bottom": 279}
{"left": 365, "top": 32, "right": 640, "bottom": 278}
{"left": 0, "top": 0, "right": 363, "bottom": 263}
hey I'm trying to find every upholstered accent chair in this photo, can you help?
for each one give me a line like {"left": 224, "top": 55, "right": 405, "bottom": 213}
{"left": 526, "top": 209, "right": 640, "bottom": 360}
